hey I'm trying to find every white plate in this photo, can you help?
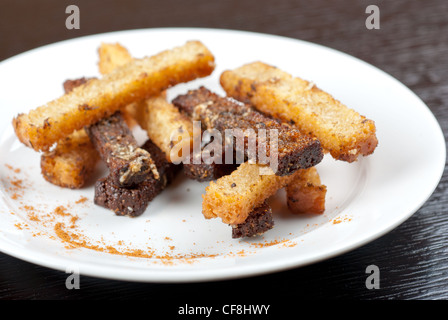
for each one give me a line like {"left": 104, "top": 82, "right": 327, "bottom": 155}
{"left": 0, "top": 28, "right": 445, "bottom": 283}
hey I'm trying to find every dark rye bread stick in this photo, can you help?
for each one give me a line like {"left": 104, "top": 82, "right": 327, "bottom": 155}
{"left": 182, "top": 130, "right": 239, "bottom": 181}
{"left": 231, "top": 200, "right": 274, "bottom": 238}
{"left": 12, "top": 41, "right": 215, "bottom": 152}
{"left": 94, "top": 139, "right": 180, "bottom": 217}
{"left": 172, "top": 86, "right": 323, "bottom": 176}
{"left": 86, "top": 112, "right": 157, "bottom": 188}
{"left": 183, "top": 152, "right": 239, "bottom": 181}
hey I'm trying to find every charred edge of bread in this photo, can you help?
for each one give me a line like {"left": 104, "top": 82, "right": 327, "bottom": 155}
{"left": 231, "top": 200, "right": 274, "bottom": 238}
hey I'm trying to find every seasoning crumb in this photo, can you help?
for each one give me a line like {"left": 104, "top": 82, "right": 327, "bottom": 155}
{"left": 54, "top": 205, "right": 70, "bottom": 216}
{"left": 249, "top": 238, "right": 292, "bottom": 248}
{"left": 5, "top": 164, "right": 21, "bottom": 173}
{"left": 75, "top": 196, "right": 88, "bottom": 204}
{"left": 332, "top": 214, "right": 352, "bottom": 224}
{"left": 7, "top": 172, "right": 276, "bottom": 265}
{"left": 10, "top": 178, "right": 23, "bottom": 188}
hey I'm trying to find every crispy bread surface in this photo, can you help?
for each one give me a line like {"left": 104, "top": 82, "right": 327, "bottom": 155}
{"left": 286, "top": 167, "right": 327, "bottom": 214}
{"left": 97, "top": 42, "right": 194, "bottom": 163}
{"left": 172, "top": 87, "right": 323, "bottom": 176}
{"left": 13, "top": 41, "right": 215, "bottom": 151}
{"left": 97, "top": 42, "right": 138, "bottom": 127}
{"left": 86, "top": 112, "right": 157, "bottom": 188}
{"left": 129, "top": 95, "right": 194, "bottom": 163}
{"left": 220, "top": 61, "right": 378, "bottom": 162}
{"left": 231, "top": 200, "right": 274, "bottom": 238}
{"left": 202, "top": 162, "right": 304, "bottom": 224}
{"left": 94, "top": 139, "right": 180, "bottom": 217}
{"left": 40, "top": 129, "right": 99, "bottom": 188}
{"left": 98, "top": 42, "right": 133, "bottom": 75}
{"left": 40, "top": 78, "right": 99, "bottom": 189}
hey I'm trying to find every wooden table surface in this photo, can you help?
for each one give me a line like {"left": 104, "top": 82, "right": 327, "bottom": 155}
{"left": 0, "top": 0, "right": 447, "bottom": 303}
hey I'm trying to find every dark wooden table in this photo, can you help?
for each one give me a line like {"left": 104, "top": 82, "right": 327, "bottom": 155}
{"left": 0, "top": 0, "right": 447, "bottom": 303}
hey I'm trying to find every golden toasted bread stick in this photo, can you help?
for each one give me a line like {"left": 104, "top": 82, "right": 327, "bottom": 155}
{"left": 129, "top": 96, "right": 194, "bottom": 163}
{"left": 40, "top": 129, "right": 100, "bottom": 189}
{"left": 97, "top": 42, "right": 194, "bottom": 163}
{"left": 13, "top": 40, "right": 215, "bottom": 151}
{"left": 98, "top": 42, "right": 133, "bottom": 75}
{"left": 220, "top": 61, "right": 378, "bottom": 162}
{"left": 97, "top": 42, "right": 138, "bottom": 127}
{"left": 202, "top": 162, "right": 305, "bottom": 225}
{"left": 40, "top": 43, "right": 135, "bottom": 189}
{"left": 40, "top": 78, "right": 100, "bottom": 189}
{"left": 286, "top": 167, "right": 327, "bottom": 214}
{"left": 96, "top": 44, "right": 324, "bottom": 226}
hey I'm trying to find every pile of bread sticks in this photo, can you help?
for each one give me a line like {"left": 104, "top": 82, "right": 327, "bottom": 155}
{"left": 12, "top": 40, "right": 378, "bottom": 239}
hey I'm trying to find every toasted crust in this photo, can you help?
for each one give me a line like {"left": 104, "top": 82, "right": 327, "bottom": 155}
{"left": 286, "top": 167, "right": 327, "bottom": 214}
{"left": 220, "top": 61, "right": 378, "bottom": 162}
{"left": 94, "top": 139, "right": 180, "bottom": 217}
{"left": 39, "top": 44, "right": 134, "bottom": 189}
{"left": 172, "top": 87, "right": 323, "bottom": 176}
{"left": 40, "top": 78, "right": 99, "bottom": 189}
{"left": 85, "top": 112, "right": 157, "bottom": 188}
{"left": 63, "top": 77, "right": 95, "bottom": 93}
{"left": 202, "top": 162, "right": 304, "bottom": 224}
{"left": 183, "top": 151, "right": 239, "bottom": 182}
{"left": 231, "top": 200, "right": 274, "bottom": 238}
{"left": 97, "top": 42, "right": 138, "bottom": 127}
{"left": 97, "top": 42, "right": 194, "bottom": 163}
{"left": 129, "top": 95, "right": 194, "bottom": 163}
{"left": 98, "top": 42, "right": 133, "bottom": 75}
{"left": 40, "top": 129, "right": 99, "bottom": 189}
{"left": 13, "top": 40, "right": 215, "bottom": 151}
